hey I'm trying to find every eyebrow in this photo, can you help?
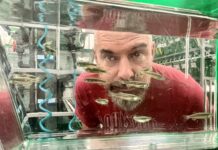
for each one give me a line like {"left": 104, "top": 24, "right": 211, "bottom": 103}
{"left": 131, "top": 43, "right": 147, "bottom": 51}
{"left": 100, "top": 43, "right": 147, "bottom": 54}
{"left": 100, "top": 49, "right": 115, "bottom": 55}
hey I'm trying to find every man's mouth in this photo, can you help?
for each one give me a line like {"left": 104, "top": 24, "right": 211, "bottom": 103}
{"left": 110, "top": 81, "right": 134, "bottom": 94}
{"left": 108, "top": 81, "right": 147, "bottom": 111}
{"left": 109, "top": 80, "right": 149, "bottom": 94}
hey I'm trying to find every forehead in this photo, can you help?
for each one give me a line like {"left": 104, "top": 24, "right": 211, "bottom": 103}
{"left": 94, "top": 31, "right": 152, "bottom": 50}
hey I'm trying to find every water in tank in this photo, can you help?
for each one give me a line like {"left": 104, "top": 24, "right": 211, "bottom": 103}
{"left": 0, "top": 0, "right": 217, "bottom": 149}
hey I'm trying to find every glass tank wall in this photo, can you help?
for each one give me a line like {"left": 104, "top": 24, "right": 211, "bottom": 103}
{"left": 0, "top": 0, "right": 217, "bottom": 150}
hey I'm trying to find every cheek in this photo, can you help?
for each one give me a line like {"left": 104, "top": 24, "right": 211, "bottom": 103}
{"left": 136, "top": 58, "right": 153, "bottom": 69}
{"left": 96, "top": 55, "right": 118, "bottom": 82}
{"left": 134, "top": 53, "right": 153, "bottom": 67}
{"left": 134, "top": 63, "right": 152, "bottom": 83}
{"left": 99, "top": 66, "right": 117, "bottom": 82}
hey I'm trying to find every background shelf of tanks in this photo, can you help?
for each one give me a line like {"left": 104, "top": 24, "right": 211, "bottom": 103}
{"left": 0, "top": 0, "right": 92, "bottom": 135}
{"left": 153, "top": 36, "right": 216, "bottom": 130}
{"left": 0, "top": 25, "right": 93, "bottom": 134}
{"left": 0, "top": 0, "right": 217, "bottom": 138}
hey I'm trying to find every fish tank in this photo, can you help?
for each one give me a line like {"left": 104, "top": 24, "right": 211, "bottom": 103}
{"left": 0, "top": 0, "right": 217, "bottom": 149}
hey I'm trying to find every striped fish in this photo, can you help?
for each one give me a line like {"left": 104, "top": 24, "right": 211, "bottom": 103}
{"left": 184, "top": 112, "right": 212, "bottom": 120}
{"left": 133, "top": 115, "right": 152, "bottom": 123}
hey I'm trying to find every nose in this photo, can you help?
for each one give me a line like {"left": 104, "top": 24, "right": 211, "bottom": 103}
{"left": 117, "top": 57, "right": 134, "bottom": 80}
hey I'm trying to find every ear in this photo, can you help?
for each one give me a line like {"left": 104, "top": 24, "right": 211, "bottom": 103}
{"left": 151, "top": 42, "right": 156, "bottom": 57}
{"left": 93, "top": 50, "right": 98, "bottom": 64}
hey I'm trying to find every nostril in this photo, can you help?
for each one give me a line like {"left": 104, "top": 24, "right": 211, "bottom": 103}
{"left": 110, "top": 85, "right": 114, "bottom": 91}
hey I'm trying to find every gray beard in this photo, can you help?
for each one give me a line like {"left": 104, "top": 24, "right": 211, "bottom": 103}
{"left": 110, "top": 91, "right": 146, "bottom": 111}
{"left": 107, "top": 76, "right": 150, "bottom": 111}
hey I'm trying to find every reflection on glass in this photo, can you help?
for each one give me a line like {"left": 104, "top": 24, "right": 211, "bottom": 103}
{"left": 75, "top": 31, "right": 216, "bottom": 136}
{"left": 0, "top": 1, "right": 217, "bottom": 149}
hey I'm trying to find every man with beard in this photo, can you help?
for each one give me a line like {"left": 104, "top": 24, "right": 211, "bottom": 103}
{"left": 74, "top": 31, "right": 204, "bottom": 133}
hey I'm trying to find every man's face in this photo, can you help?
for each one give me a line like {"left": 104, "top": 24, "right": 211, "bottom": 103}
{"left": 94, "top": 31, "right": 154, "bottom": 111}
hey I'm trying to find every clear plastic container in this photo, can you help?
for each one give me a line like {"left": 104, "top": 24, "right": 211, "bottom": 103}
{"left": 0, "top": 0, "right": 217, "bottom": 149}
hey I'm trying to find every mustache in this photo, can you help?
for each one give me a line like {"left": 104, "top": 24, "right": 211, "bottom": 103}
{"left": 109, "top": 89, "right": 145, "bottom": 111}
{"left": 106, "top": 75, "right": 149, "bottom": 111}
{"left": 109, "top": 80, "right": 149, "bottom": 92}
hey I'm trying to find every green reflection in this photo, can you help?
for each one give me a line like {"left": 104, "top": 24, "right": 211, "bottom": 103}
{"left": 128, "top": 0, "right": 218, "bottom": 18}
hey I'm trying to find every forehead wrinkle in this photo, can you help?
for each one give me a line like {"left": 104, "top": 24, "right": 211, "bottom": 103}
{"left": 98, "top": 33, "right": 137, "bottom": 41}
{"left": 95, "top": 31, "right": 150, "bottom": 41}
{"left": 94, "top": 31, "right": 152, "bottom": 51}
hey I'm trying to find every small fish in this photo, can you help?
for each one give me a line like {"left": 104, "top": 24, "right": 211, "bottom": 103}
{"left": 85, "top": 78, "right": 107, "bottom": 85}
{"left": 123, "top": 80, "right": 149, "bottom": 89}
{"left": 12, "top": 77, "right": 33, "bottom": 83}
{"left": 95, "top": 98, "right": 109, "bottom": 105}
{"left": 145, "top": 71, "right": 165, "bottom": 80}
{"left": 126, "top": 83, "right": 148, "bottom": 89}
{"left": 142, "top": 68, "right": 151, "bottom": 72}
{"left": 34, "top": 76, "right": 42, "bottom": 83}
{"left": 17, "top": 73, "right": 36, "bottom": 79}
{"left": 85, "top": 66, "right": 106, "bottom": 73}
{"left": 62, "top": 134, "right": 77, "bottom": 140}
{"left": 111, "top": 80, "right": 148, "bottom": 89}
{"left": 45, "top": 47, "right": 56, "bottom": 54}
{"left": 77, "top": 62, "right": 97, "bottom": 67}
{"left": 64, "top": 99, "right": 75, "bottom": 112}
{"left": 10, "top": 80, "right": 33, "bottom": 87}
{"left": 109, "top": 91, "right": 141, "bottom": 102}
{"left": 44, "top": 41, "right": 53, "bottom": 46}
{"left": 43, "top": 41, "right": 56, "bottom": 54}
{"left": 139, "top": 68, "right": 165, "bottom": 80}
{"left": 133, "top": 115, "right": 152, "bottom": 123}
{"left": 11, "top": 73, "right": 41, "bottom": 85}
{"left": 184, "top": 112, "right": 212, "bottom": 121}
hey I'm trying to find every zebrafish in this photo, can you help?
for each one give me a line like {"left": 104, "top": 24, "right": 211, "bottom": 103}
{"left": 10, "top": 73, "right": 41, "bottom": 86}
{"left": 9, "top": 77, "right": 34, "bottom": 87}
{"left": 144, "top": 71, "right": 165, "bottom": 80}
{"left": 95, "top": 98, "right": 109, "bottom": 105}
{"left": 184, "top": 112, "right": 212, "bottom": 120}
{"left": 19, "top": 73, "right": 41, "bottom": 82}
{"left": 44, "top": 41, "right": 53, "bottom": 46}
{"left": 133, "top": 115, "right": 152, "bottom": 123}
{"left": 123, "top": 80, "right": 149, "bottom": 89}
{"left": 85, "top": 78, "right": 107, "bottom": 85}
{"left": 77, "top": 62, "right": 97, "bottom": 67}
{"left": 138, "top": 68, "right": 165, "bottom": 80}
{"left": 16, "top": 73, "right": 36, "bottom": 79}
{"left": 10, "top": 80, "right": 33, "bottom": 87}
{"left": 62, "top": 134, "right": 77, "bottom": 140}
{"left": 109, "top": 91, "right": 141, "bottom": 102}
{"left": 43, "top": 41, "right": 56, "bottom": 53}
{"left": 85, "top": 66, "right": 106, "bottom": 73}
{"left": 64, "top": 99, "right": 75, "bottom": 112}
{"left": 111, "top": 80, "right": 149, "bottom": 89}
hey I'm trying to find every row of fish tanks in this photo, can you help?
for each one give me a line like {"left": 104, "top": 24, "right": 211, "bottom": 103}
{"left": 0, "top": 0, "right": 217, "bottom": 149}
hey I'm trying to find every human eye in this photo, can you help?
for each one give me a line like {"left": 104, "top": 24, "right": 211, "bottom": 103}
{"left": 101, "top": 54, "right": 119, "bottom": 66}
{"left": 103, "top": 55, "right": 117, "bottom": 62}
{"left": 132, "top": 51, "right": 142, "bottom": 57}
{"left": 130, "top": 51, "right": 145, "bottom": 62}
